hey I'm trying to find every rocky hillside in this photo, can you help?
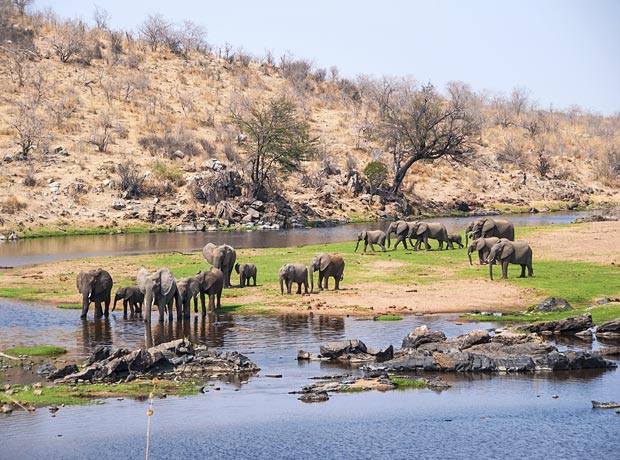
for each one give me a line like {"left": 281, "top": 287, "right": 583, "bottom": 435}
{"left": 1, "top": 4, "right": 619, "bottom": 236}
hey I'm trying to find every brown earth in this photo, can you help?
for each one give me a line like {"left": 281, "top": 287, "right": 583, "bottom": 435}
{"left": 3, "top": 221, "right": 619, "bottom": 317}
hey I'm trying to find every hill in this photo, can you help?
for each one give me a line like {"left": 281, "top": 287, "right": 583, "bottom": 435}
{"left": 1, "top": 3, "right": 619, "bottom": 236}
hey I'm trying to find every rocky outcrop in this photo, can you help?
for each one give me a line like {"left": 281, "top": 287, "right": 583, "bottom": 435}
{"left": 519, "top": 313, "right": 594, "bottom": 335}
{"left": 50, "top": 339, "right": 259, "bottom": 384}
{"left": 595, "top": 320, "right": 620, "bottom": 338}
{"left": 532, "top": 297, "right": 574, "bottom": 313}
{"left": 298, "top": 339, "right": 393, "bottom": 363}
{"left": 401, "top": 325, "right": 446, "bottom": 349}
{"left": 368, "top": 327, "right": 616, "bottom": 374}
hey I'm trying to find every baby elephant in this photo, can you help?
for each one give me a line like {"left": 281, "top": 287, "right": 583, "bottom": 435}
{"left": 447, "top": 233, "right": 464, "bottom": 249}
{"left": 235, "top": 262, "right": 257, "bottom": 287}
{"left": 279, "top": 263, "right": 309, "bottom": 295}
{"left": 113, "top": 286, "right": 145, "bottom": 317}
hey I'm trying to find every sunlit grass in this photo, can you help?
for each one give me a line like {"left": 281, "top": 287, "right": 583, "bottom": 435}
{"left": 3, "top": 345, "right": 67, "bottom": 357}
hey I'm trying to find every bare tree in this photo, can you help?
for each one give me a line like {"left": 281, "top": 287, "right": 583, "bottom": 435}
{"left": 92, "top": 5, "right": 110, "bottom": 30}
{"left": 51, "top": 19, "right": 89, "bottom": 63}
{"left": 377, "top": 79, "right": 482, "bottom": 195}
{"left": 178, "top": 20, "right": 207, "bottom": 56}
{"left": 11, "top": 102, "right": 46, "bottom": 157}
{"left": 11, "top": 0, "right": 33, "bottom": 16}
{"left": 510, "top": 86, "right": 530, "bottom": 117}
{"left": 139, "top": 14, "right": 171, "bottom": 52}
{"left": 87, "top": 112, "right": 123, "bottom": 152}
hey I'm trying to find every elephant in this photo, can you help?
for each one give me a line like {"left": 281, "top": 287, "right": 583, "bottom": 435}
{"left": 488, "top": 239, "right": 533, "bottom": 280}
{"left": 202, "top": 243, "right": 237, "bottom": 288}
{"left": 76, "top": 269, "right": 113, "bottom": 319}
{"left": 196, "top": 267, "right": 224, "bottom": 313}
{"left": 386, "top": 220, "right": 415, "bottom": 250}
{"left": 355, "top": 229, "right": 387, "bottom": 253}
{"left": 176, "top": 276, "right": 202, "bottom": 318}
{"left": 235, "top": 262, "right": 257, "bottom": 287}
{"left": 469, "top": 217, "right": 515, "bottom": 245}
{"left": 407, "top": 221, "right": 453, "bottom": 250}
{"left": 447, "top": 233, "right": 464, "bottom": 249}
{"left": 137, "top": 267, "right": 182, "bottom": 323}
{"left": 467, "top": 237, "right": 500, "bottom": 265}
{"left": 112, "top": 286, "right": 144, "bottom": 317}
{"left": 279, "top": 263, "right": 309, "bottom": 295}
{"left": 309, "top": 253, "right": 345, "bottom": 292}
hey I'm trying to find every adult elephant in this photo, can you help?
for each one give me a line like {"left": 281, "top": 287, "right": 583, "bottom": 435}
{"left": 235, "top": 263, "right": 257, "bottom": 287}
{"left": 309, "top": 253, "right": 345, "bottom": 292}
{"left": 488, "top": 240, "right": 533, "bottom": 280}
{"left": 470, "top": 217, "right": 514, "bottom": 244}
{"left": 387, "top": 220, "right": 414, "bottom": 250}
{"left": 202, "top": 243, "right": 237, "bottom": 288}
{"left": 407, "top": 222, "right": 453, "bottom": 250}
{"left": 279, "top": 263, "right": 309, "bottom": 295}
{"left": 137, "top": 267, "right": 182, "bottom": 323}
{"left": 355, "top": 230, "right": 387, "bottom": 253}
{"left": 196, "top": 268, "right": 224, "bottom": 313}
{"left": 76, "top": 269, "right": 113, "bottom": 319}
{"left": 176, "top": 276, "right": 202, "bottom": 318}
{"left": 112, "top": 286, "right": 144, "bottom": 317}
{"left": 467, "top": 237, "right": 500, "bottom": 265}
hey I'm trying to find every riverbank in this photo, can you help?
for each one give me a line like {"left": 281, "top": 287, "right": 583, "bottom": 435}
{"left": 1, "top": 221, "right": 620, "bottom": 319}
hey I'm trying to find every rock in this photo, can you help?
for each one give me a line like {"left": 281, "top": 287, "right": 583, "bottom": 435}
{"left": 175, "top": 223, "right": 205, "bottom": 232}
{"left": 595, "top": 320, "right": 620, "bottom": 338}
{"left": 48, "top": 364, "right": 79, "bottom": 380}
{"left": 173, "top": 150, "right": 185, "bottom": 159}
{"left": 299, "top": 391, "right": 329, "bottom": 403}
{"left": 456, "top": 330, "right": 490, "bottom": 349}
{"left": 112, "top": 199, "right": 126, "bottom": 210}
{"left": 402, "top": 325, "right": 447, "bottom": 349}
{"left": 533, "top": 297, "right": 574, "bottom": 313}
{"left": 204, "top": 158, "right": 227, "bottom": 171}
{"left": 36, "top": 363, "right": 58, "bottom": 375}
{"left": 519, "top": 313, "right": 594, "bottom": 335}
{"left": 593, "top": 347, "right": 620, "bottom": 357}
{"left": 575, "top": 330, "right": 594, "bottom": 340}
{"left": 49, "top": 182, "right": 60, "bottom": 193}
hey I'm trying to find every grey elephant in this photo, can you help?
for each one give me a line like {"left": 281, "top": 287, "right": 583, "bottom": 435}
{"left": 235, "top": 262, "right": 257, "bottom": 287}
{"left": 447, "top": 233, "right": 464, "bottom": 249}
{"left": 112, "top": 286, "right": 144, "bottom": 317}
{"left": 309, "top": 253, "right": 345, "bottom": 292}
{"left": 176, "top": 276, "right": 202, "bottom": 318}
{"left": 467, "top": 237, "right": 500, "bottom": 265}
{"left": 488, "top": 239, "right": 533, "bottom": 280}
{"left": 203, "top": 243, "right": 237, "bottom": 288}
{"left": 76, "top": 269, "right": 113, "bottom": 319}
{"left": 386, "top": 220, "right": 414, "bottom": 250}
{"left": 137, "top": 267, "right": 182, "bottom": 323}
{"left": 355, "top": 229, "right": 387, "bottom": 253}
{"left": 408, "top": 221, "right": 453, "bottom": 250}
{"left": 196, "top": 267, "right": 224, "bottom": 313}
{"left": 469, "top": 217, "right": 515, "bottom": 245}
{"left": 279, "top": 263, "right": 309, "bottom": 295}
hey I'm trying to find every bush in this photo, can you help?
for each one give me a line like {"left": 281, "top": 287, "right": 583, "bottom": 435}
{"left": 1, "top": 196, "right": 27, "bottom": 214}
{"left": 152, "top": 161, "right": 185, "bottom": 186}
{"left": 116, "top": 160, "right": 145, "bottom": 198}
{"left": 363, "top": 161, "right": 388, "bottom": 190}
{"left": 138, "top": 129, "right": 200, "bottom": 158}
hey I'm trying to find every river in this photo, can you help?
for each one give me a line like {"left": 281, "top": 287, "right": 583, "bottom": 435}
{"left": 2, "top": 211, "right": 618, "bottom": 459}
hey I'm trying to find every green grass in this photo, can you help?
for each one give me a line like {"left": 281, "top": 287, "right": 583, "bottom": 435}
{"left": 57, "top": 303, "right": 81, "bottom": 310}
{"left": 0, "top": 286, "right": 44, "bottom": 300}
{"left": 3, "top": 346, "right": 67, "bottom": 357}
{"left": 18, "top": 225, "right": 169, "bottom": 239}
{"left": 467, "top": 303, "right": 620, "bottom": 325}
{"left": 338, "top": 386, "right": 368, "bottom": 393}
{"left": 374, "top": 315, "right": 403, "bottom": 321}
{"left": 389, "top": 376, "right": 427, "bottom": 389}
{"left": 0, "top": 380, "right": 200, "bottom": 407}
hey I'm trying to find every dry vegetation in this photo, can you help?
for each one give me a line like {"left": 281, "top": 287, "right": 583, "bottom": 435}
{"left": 1, "top": 1, "right": 620, "bottom": 235}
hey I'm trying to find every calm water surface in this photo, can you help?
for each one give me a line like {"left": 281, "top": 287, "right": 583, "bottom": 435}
{"left": 1, "top": 300, "right": 618, "bottom": 460}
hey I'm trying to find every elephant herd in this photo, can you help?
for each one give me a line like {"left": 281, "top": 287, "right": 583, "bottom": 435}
{"left": 76, "top": 241, "right": 347, "bottom": 321}
{"left": 356, "top": 216, "right": 533, "bottom": 282}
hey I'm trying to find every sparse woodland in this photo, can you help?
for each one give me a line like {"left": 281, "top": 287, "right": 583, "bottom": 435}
{"left": 1, "top": 1, "right": 619, "bottom": 234}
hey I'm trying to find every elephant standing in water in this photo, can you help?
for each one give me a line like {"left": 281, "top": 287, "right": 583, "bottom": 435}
{"left": 407, "top": 221, "right": 453, "bottom": 250}
{"left": 112, "top": 286, "right": 144, "bottom": 317}
{"left": 235, "top": 262, "right": 257, "bottom": 287}
{"left": 467, "top": 237, "right": 500, "bottom": 265}
{"left": 279, "top": 263, "right": 309, "bottom": 295}
{"left": 76, "top": 269, "right": 113, "bottom": 319}
{"left": 196, "top": 268, "right": 224, "bottom": 313}
{"left": 309, "top": 253, "right": 345, "bottom": 292}
{"left": 488, "top": 240, "right": 533, "bottom": 280}
{"left": 203, "top": 243, "right": 237, "bottom": 288}
{"left": 176, "top": 276, "right": 202, "bottom": 318}
{"left": 467, "top": 217, "right": 515, "bottom": 246}
{"left": 355, "top": 230, "right": 387, "bottom": 253}
{"left": 137, "top": 268, "right": 182, "bottom": 323}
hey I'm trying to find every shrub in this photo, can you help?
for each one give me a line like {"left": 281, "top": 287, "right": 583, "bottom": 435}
{"left": 138, "top": 129, "right": 200, "bottom": 158}
{"left": 363, "top": 161, "right": 389, "bottom": 190}
{"left": 116, "top": 160, "right": 145, "bottom": 198}
{"left": 152, "top": 161, "right": 185, "bottom": 186}
{"left": 1, "top": 196, "right": 27, "bottom": 214}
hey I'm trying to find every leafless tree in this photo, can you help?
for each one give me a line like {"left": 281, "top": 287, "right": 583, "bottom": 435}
{"left": 139, "top": 14, "right": 171, "bottom": 52}
{"left": 178, "top": 20, "right": 208, "bottom": 56}
{"left": 11, "top": 0, "right": 33, "bottom": 16}
{"left": 51, "top": 19, "right": 89, "bottom": 63}
{"left": 87, "top": 112, "right": 123, "bottom": 152}
{"left": 11, "top": 102, "right": 47, "bottom": 157}
{"left": 510, "top": 86, "right": 530, "bottom": 117}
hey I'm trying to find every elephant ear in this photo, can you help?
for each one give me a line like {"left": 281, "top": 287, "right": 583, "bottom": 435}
{"left": 361, "top": 230, "right": 367, "bottom": 240}
{"left": 396, "top": 221, "right": 408, "bottom": 234}
{"left": 202, "top": 243, "right": 216, "bottom": 265}
{"left": 416, "top": 223, "right": 428, "bottom": 236}
{"left": 319, "top": 254, "right": 331, "bottom": 271}
{"left": 481, "top": 219, "right": 496, "bottom": 235}
{"left": 500, "top": 242, "right": 514, "bottom": 260}
{"left": 137, "top": 268, "right": 149, "bottom": 294}
{"left": 475, "top": 239, "right": 486, "bottom": 251}
{"left": 159, "top": 268, "right": 176, "bottom": 296}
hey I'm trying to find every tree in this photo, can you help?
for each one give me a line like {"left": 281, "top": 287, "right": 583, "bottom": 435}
{"left": 139, "top": 14, "right": 170, "bottom": 52}
{"left": 376, "top": 80, "right": 481, "bottom": 195}
{"left": 363, "top": 161, "right": 388, "bottom": 191}
{"left": 230, "top": 96, "right": 318, "bottom": 199}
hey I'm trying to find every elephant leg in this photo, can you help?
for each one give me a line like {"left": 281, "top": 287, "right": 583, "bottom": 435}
{"left": 323, "top": 274, "right": 329, "bottom": 290}
{"left": 216, "top": 291, "right": 221, "bottom": 309}
{"left": 296, "top": 282, "right": 302, "bottom": 294}
{"left": 103, "top": 299, "right": 110, "bottom": 318}
{"left": 123, "top": 300, "right": 129, "bottom": 317}
{"left": 94, "top": 301, "right": 103, "bottom": 319}
{"left": 425, "top": 237, "right": 431, "bottom": 251}
{"left": 252, "top": 276, "right": 256, "bottom": 286}
{"left": 502, "top": 262, "right": 509, "bottom": 279}
{"left": 334, "top": 276, "right": 340, "bottom": 290}
{"left": 529, "top": 265, "right": 534, "bottom": 277}
{"left": 519, "top": 264, "right": 526, "bottom": 278}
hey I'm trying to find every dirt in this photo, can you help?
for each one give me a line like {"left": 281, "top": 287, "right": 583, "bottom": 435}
{"left": 3, "top": 221, "right": 619, "bottom": 317}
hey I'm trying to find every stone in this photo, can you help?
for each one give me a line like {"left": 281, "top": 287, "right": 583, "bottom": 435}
{"left": 533, "top": 297, "right": 574, "bottom": 313}
{"left": 175, "top": 223, "right": 205, "bottom": 232}
{"left": 595, "top": 320, "right": 620, "bottom": 338}
{"left": 204, "top": 158, "right": 227, "bottom": 171}
{"left": 112, "top": 199, "right": 126, "bottom": 210}
{"left": 402, "top": 325, "right": 447, "bottom": 349}
{"left": 519, "top": 313, "right": 594, "bottom": 335}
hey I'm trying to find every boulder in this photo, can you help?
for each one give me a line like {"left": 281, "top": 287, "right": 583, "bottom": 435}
{"left": 402, "top": 325, "right": 447, "bottom": 349}
{"left": 519, "top": 313, "right": 594, "bottom": 335}
{"left": 112, "top": 199, "right": 126, "bottom": 210}
{"left": 533, "top": 297, "right": 574, "bottom": 312}
{"left": 595, "top": 320, "right": 620, "bottom": 338}
{"left": 175, "top": 222, "right": 206, "bottom": 232}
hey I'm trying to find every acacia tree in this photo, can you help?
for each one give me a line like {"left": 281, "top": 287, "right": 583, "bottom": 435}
{"left": 230, "top": 96, "right": 318, "bottom": 199}
{"left": 376, "top": 80, "right": 482, "bottom": 195}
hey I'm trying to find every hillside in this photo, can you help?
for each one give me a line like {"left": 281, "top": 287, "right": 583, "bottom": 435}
{"left": 1, "top": 5, "right": 620, "bottom": 236}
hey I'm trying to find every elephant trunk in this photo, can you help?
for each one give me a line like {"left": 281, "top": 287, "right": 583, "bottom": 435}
{"left": 310, "top": 270, "right": 314, "bottom": 293}
{"left": 387, "top": 233, "right": 392, "bottom": 248}
{"left": 489, "top": 261, "right": 494, "bottom": 280}
{"left": 112, "top": 294, "right": 119, "bottom": 312}
{"left": 144, "top": 290, "right": 153, "bottom": 323}
{"left": 354, "top": 239, "right": 360, "bottom": 252}
{"left": 81, "top": 292, "right": 89, "bottom": 318}
{"left": 467, "top": 247, "right": 474, "bottom": 266}
{"left": 279, "top": 277, "right": 284, "bottom": 295}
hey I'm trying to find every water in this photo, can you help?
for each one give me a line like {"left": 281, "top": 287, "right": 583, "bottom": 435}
{"left": 1, "top": 300, "right": 618, "bottom": 460}
{"left": 0, "top": 212, "right": 593, "bottom": 267}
